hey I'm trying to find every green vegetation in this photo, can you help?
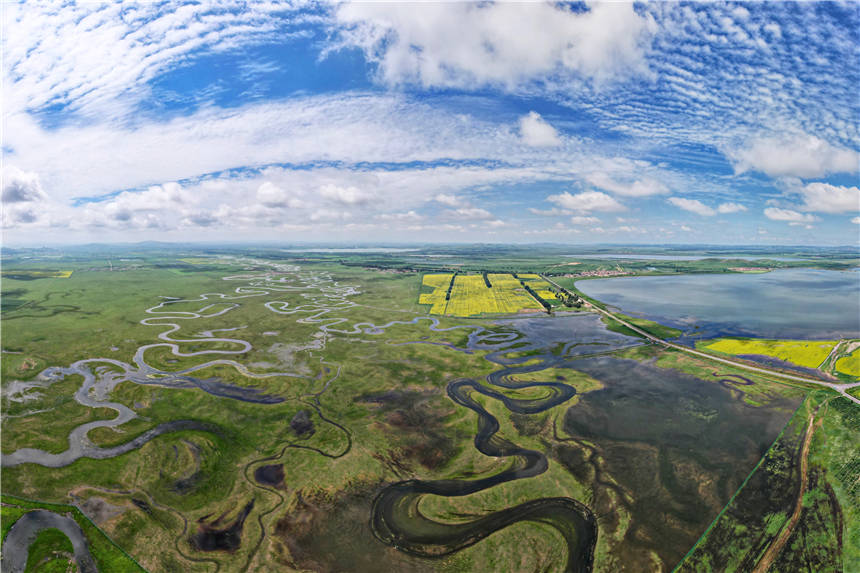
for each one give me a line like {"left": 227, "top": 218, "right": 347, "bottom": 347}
{"left": 1, "top": 495, "right": 145, "bottom": 572}
{"left": 25, "top": 527, "right": 75, "bottom": 572}
{"left": 1, "top": 246, "right": 856, "bottom": 573}
{"left": 677, "top": 391, "right": 855, "bottom": 572}
{"left": 600, "top": 310, "right": 683, "bottom": 339}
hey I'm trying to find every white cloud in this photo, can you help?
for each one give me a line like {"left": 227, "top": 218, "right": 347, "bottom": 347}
{"left": 851, "top": 217, "right": 860, "bottom": 225}
{"left": 310, "top": 208, "right": 352, "bottom": 222}
{"left": 256, "top": 182, "right": 307, "bottom": 208}
{"left": 433, "top": 193, "right": 463, "bottom": 207}
{"left": 519, "top": 111, "right": 561, "bottom": 147}
{"left": 447, "top": 207, "right": 494, "bottom": 220}
{"left": 667, "top": 197, "right": 715, "bottom": 216}
{"left": 547, "top": 191, "right": 625, "bottom": 213}
{"left": 528, "top": 207, "right": 569, "bottom": 216}
{"left": 1, "top": 166, "right": 54, "bottom": 227}
{"left": 377, "top": 210, "right": 422, "bottom": 222}
{"left": 2, "top": 166, "right": 48, "bottom": 204}
{"left": 2, "top": 2, "right": 301, "bottom": 121}
{"left": 680, "top": 225, "right": 692, "bottom": 232}
{"left": 799, "top": 182, "right": 860, "bottom": 214}
{"left": 763, "top": 207, "right": 818, "bottom": 223}
{"left": 585, "top": 172, "right": 669, "bottom": 197}
{"left": 728, "top": 134, "right": 859, "bottom": 178}
{"left": 717, "top": 202, "right": 748, "bottom": 214}
{"left": 570, "top": 215, "right": 600, "bottom": 225}
{"left": 319, "top": 183, "right": 375, "bottom": 205}
{"left": 333, "top": 1, "right": 655, "bottom": 89}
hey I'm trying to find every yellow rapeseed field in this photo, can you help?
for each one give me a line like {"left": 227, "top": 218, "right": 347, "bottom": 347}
{"left": 518, "top": 274, "right": 558, "bottom": 301}
{"left": 702, "top": 338, "right": 837, "bottom": 369}
{"left": 418, "top": 273, "right": 454, "bottom": 314}
{"left": 835, "top": 350, "right": 860, "bottom": 377}
{"left": 433, "top": 274, "right": 542, "bottom": 317}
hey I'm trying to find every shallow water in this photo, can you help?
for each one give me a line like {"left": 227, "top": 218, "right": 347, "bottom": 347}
{"left": 577, "top": 268, "right": 860, "bottom": 339}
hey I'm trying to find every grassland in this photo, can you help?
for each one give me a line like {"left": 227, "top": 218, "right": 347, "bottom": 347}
{"left": 700, "top": 338, "right": 837, "bottom": 369}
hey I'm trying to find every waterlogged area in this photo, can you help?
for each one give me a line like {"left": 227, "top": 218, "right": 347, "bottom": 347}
{"left": 577, "top": 268, "right": 860, "bottom": 339}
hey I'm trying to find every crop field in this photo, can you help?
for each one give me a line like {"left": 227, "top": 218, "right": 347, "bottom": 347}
{"left": 441, "top": 274, "right": 543, "bottom": 317}
{"left": 0, "top": 269, "right": 73, "bottom": 279}
{"left": 836, "top": 349, "right": 860, "bottom": 377}
{"left": 519, "top": 274, "right": 559, "bottom": 302}
{"left": 418, "top": 273, "right": 454, "bottom": 314}
{"left": 700, "top": 338, "right": 837, "bottom": 369}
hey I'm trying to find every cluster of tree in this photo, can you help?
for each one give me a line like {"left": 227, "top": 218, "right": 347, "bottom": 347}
{"left": 445, "top": 272, "right": 458, "bottom": 301}
{"left": 519, "top": 280, "right": 552, "bottom": 314}
{"left": 546, "top": 285, "right": 582, "bottom": 308}
{"left": 482, "top": 271, "right": 492, "bottom": 288}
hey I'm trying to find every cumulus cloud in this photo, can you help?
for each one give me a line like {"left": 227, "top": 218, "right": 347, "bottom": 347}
{"left": 433, "top": 193, "right": 463, "bottom": 207}
{"left": 547, "top": 191, "right": 625, "bottom": 212}
{"left": 570, "top": 215, "right": 600, "bottom": 225}
{"left": 256, "top": 182, "right": 307, "bottom": 208}
{"left": 377, "top": 210, "right": 422, "bottom": 222}
{"left": 519, "top": 112, "right": 561, "bottom": 147}
{"left": 447, "top": 207, "right": 495, "bottom": 220}
{"left": 334, "top": 1, "right": 655, "bottom": 89}
{"left": 799, "top": 182, "right": 860, "bottom": 214}
{"left": 585, "top": 172, "right": 669, "bottom": 197}
{"left": 852, "top": 216, "right": 860, "bottom": 224}
{"left": 763, "top": 207, "right": 818, "bottom": 223}
{"left": 2, "top": 166, "right": 58, "bottom": 228}
{"left": 2, "top": 166, "right": 48, "bottom": 203}
{"left": 717, "top": 202, "right": 748, "bottom": 214}
{"left": 319, "top": 183, "right": 375, "bottom": 205}
{"left": 667, "top": 197, "right": 715, "bottom": 216}
{"left": 728, "top": 134, "right": 859, "bottom": 178}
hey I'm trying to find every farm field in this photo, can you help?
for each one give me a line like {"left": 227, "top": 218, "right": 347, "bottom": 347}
{"left": 418, "top": 272, "right": 454, "bottom": 314}
{"left": 700, "top": 338, "right": 838, "bottom": 369}
{"left": 519, "top": 274, "right": 560, "bottom": 303}
{"left": 1, "top": 269, "right": 73, "bottom": 279}
{"left": 421, "top": 273, "right": 544, "bottom": 317}
{"left": 836, "top": 349, "right": 860, "bottom": 377}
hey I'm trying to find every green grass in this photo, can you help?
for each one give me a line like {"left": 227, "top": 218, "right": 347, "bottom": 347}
{"left": 1, "top": 495, "right": 145, "bottom": 572}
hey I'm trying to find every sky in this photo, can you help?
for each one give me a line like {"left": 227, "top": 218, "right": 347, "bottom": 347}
{"left": 2, "top": 1, "right": 859, "bottom": 246}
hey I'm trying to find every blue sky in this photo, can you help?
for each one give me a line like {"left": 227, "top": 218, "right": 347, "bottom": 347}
{"left": 2, "top": 1, "right": 859, "bottom": 245}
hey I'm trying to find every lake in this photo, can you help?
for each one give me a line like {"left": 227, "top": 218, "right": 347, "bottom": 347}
{"left": 576, "top": 268, "right": 860, "bottom": 339}
{"left": 564, "top": 254, "right": 811, "bottom": 261}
